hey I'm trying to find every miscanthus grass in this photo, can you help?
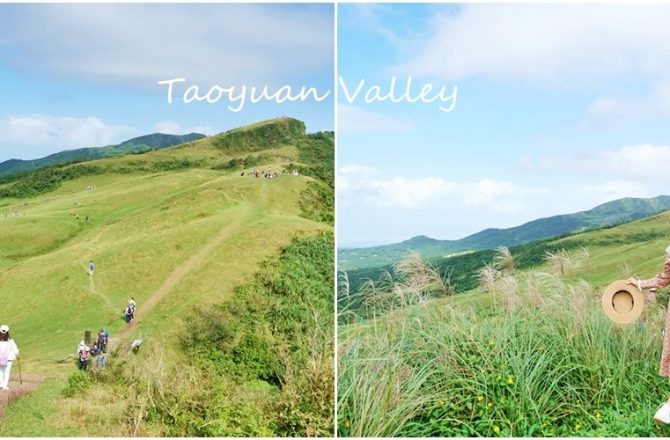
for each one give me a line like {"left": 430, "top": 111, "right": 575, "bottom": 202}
{"left": 338, "top": 248, "right": 670, "bottom": 437}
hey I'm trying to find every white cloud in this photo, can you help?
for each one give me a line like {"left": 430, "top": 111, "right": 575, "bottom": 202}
{"left": 339, "top": 104, "right": 415, "bottom": 133}
{"left": 522, "top": 144, "right": 670, "bottom": 179}
{"left": 583, "top": 81, "right": 670, "bottom": 126}
{"left": 0, "top": 4, "right": 333, "bottom": 90}
{"left": 338, "top": 165, "right": 546, "bottom": 211}
{"left": 338, "top": 165, "right": 664, "bottom": 245}
{"left": 154, "top": 120, "right": 216, "bottom": 136}
{"left": 580, "top": 181, "right": 650, "bottom": 201}
{"left": 398, "top": 4, "right": 670, "bottom": 82}
{"left": 0, "top": 114, "right": 136, "bottom": 160}
{"left": 369, "top": 176, "right": 458, "bottom": 208}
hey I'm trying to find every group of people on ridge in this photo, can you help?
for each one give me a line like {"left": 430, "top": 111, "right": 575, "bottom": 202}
{"left": 77, "top": 328, "right": 109, "bottom": 370}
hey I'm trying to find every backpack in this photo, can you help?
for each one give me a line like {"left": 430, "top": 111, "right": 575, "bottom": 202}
{"left": 0, "top": 342, "right": 11, "bottom": 367}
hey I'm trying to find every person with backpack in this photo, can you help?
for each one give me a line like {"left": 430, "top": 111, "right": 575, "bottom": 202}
{"left": 95, "top": 352, "right": 106, "bottom": 370}
{"left": 0, "top": 324, "right": 19, "bottom": 390}
{"left": 128, "top": 298, "right": 136, "bottom": 320}
{"left": 77, "top": 340, "right": 90, "bottom": 370}
{"left": 88, "top": 260, "right": 95, "bottom": 276}
{"left": 97, "top": 328, "right": 109, "bottom": 353}
{"left": 90, "top": 342, "right": 100, "bottom": 357}
{"left": 124, "top": 304, "right": 133, "bottom": 323}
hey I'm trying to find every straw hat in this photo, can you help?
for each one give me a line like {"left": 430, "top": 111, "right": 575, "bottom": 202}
{"left": 601, "top": 280, "right": 645, "bottom": 325}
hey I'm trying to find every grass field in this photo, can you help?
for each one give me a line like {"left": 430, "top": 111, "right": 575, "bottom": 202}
{"left": 0, "top": 117, "right": 334, "bottom": 436}
{"left": 338, "top": 210, "right": 670, "bottom": 437}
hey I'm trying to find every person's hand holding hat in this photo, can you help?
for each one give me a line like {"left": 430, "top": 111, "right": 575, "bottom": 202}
{"left": 627, "top": 277, "right": 643, "bottom": 291}
{"left": 626, "top": 277, "right": 656, "bottom": 303}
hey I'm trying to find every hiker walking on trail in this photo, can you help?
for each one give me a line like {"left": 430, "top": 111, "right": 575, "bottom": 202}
{"left": 77, "top": 341, "right": 90, "bottom": 370}
{"left": 124, "top": 299, "right": 136, "bottom": 324}
{"left": 127, "top": 297, "right": 136, "bottom": 321}
{"left": 95, "top": 352, "right": 106, "bottom": 370}
{"left": 0, "top": 325, "right": 19, "bottom": 390}
{"left": 97, "top": 328, "right": 109, "bottom": 353}
{"left": 627, "top": 243, "right": 670, "bottom": 424}
{"left": 88, "top": 260, "right": 95, "bottom": 276}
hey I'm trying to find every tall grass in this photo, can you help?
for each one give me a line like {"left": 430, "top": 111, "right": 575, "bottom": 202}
{"left": 338, "top": 250, "right": 670, "bottom": 436}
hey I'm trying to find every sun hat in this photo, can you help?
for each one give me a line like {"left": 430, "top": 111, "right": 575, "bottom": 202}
{"left": 602, "top": 280, "right": 645, "bottom": 325}
{"left": 0, "top": 324, "right": 8, "bottom": 333}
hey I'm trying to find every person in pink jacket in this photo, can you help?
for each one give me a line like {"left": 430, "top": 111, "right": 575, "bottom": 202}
{"left": 0, "top": 324, "right": 20, "bottom": 390}
{"left": 628, "top": 244, "right": 670, "bottom": 424}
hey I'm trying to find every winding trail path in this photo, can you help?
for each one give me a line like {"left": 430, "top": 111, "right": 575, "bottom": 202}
{"left": 116, "top": 205, "right": 255, "bottom": 339}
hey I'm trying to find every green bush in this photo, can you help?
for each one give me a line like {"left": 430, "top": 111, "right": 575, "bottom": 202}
{"left": 183, "top": 232, "right": 334, "bottom": 436}
{"left": 62, "top": 370, "right": 90, "bottom": 397}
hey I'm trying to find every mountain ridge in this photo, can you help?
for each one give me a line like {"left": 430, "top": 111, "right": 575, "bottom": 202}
{"left": 339, "top": 195, "right": 670, "bottom": 270}
{"left": 0, "top": 132, "right": 206, "bottom": 177}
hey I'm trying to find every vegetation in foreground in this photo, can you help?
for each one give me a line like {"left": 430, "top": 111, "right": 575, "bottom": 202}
{"left": 338, "top": 247, "right": 670, "bottom": 437}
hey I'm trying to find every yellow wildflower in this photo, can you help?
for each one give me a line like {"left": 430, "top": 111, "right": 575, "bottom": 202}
{"left": 493, "top": 425, "right": 501, "bottom": 434}
{"left": 488, "top": 339, "right": 495, "bottom": 346}
{"left": 507, "top": 377, "right": 514, "bottom": 385}
{"left": 487, "top": 402, "right": 494, "bottom": 408}
{"left": 439, "top": 399, "right": 446, "bottom": 406}
{"left": 595, "top": 412, "right": 601, "bottom": 419}
{"left": 575, "top": 423, "right": 582, "bottom": 430}
{"left": 344, "top": 420, "right": 351, "bottom": 429}
{"left": 477, "top": 395, "right": 484, "bottom": 402}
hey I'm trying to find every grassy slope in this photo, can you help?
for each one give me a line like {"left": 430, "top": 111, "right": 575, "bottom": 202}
{"left": 0, "top": 118, "right": 332, "bottom": 435}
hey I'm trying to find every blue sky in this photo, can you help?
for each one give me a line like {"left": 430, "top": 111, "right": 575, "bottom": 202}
{"left": 0, "top": 4, "right": 333, "bottom": 162}
{"left": 338, "top": 3, "right": 670, "bottom": 248}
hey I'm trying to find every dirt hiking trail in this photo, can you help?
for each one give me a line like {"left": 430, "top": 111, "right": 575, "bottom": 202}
{"left": 117, "top": 206, "right": 255, "bottom": 338}
{"left": 0, "top": 373, "right": 45, "bottom": 420}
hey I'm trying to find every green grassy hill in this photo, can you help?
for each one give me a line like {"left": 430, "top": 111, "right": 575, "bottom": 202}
{"left": 339, "top": 196, "right": 670, "bottom": 270}
{"left": 0, "top": 132, "right": 206, "bottom": 177}
{"left": 0, "top": 117, "right": 334, "bottom": 436}
{"left": 339, "top": 207, "right": 670, "bottom": 437}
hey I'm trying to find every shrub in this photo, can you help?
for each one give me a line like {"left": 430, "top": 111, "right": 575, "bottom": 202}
{"left": 62, "top": 370, "right": 90, "bottom": 397}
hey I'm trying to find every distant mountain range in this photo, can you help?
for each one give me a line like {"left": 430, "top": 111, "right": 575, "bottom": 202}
{"left": 339, "top": 195, "right": 670, "bottom": 270}
{"left": 0, "top": 132, "right": 206, "bottom": 177}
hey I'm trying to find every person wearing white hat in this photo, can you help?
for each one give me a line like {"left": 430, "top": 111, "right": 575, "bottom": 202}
{"left": 0, "top": 324, "right": 20, "bottom": 390}
{"left": 627, "top": 243, "right": 670, "bottom": 424}
{"left": 77, "top": 340, "right": 90, "bottom": 371}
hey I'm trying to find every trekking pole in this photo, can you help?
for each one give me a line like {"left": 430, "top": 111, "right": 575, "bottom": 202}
{"left": 17, "top": 356, "right": 22, "bottom": 385}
